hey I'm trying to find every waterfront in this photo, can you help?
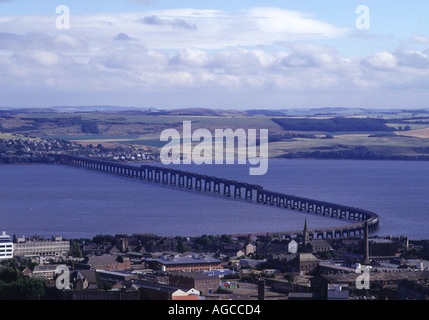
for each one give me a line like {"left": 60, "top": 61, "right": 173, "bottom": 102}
{"left": 0, "top": 160, "right": 428, "bottom": 240}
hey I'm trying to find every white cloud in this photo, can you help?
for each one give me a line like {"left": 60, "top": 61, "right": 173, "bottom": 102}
{"left": 361, "top": 51, "right": 398, "bottom": 70}
{"left": 245, "top": 7, "right": 348, "bottom": 39}
{"left": 411, "top": 34, "right": 429, "bottom": 44}
{"left": 394, "top": 49, "right": 429, "bottom": 69}
{"left": 1, "top": 7, "right": 429, "bottom": 108}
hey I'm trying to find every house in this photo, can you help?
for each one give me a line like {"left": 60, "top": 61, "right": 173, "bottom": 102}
{"left": 292, "top": 253, "right": 319, "bottom": 274}
{"left": 270, "top": 239, "right": 298, "bottom": 254}
{"left": 304, "top": 240, "right": 332, "bottom": 254}
{"left": 135, "top": 280, "right": 200, "bottom": 300}
{"left": 70, "top": 270, "right": 98, "bottom": 290}
{"left": 235, "top": 243, "right": 257, "bottom": 257}
{"left": 31, "top": 264, "right": 66, "bottom": 280}
{"left": 244, "top": 243, "right": 256, "bottom": 255}
{"left": 236, "top": 250, "right": 246, "bottom": 258}
{"left": 169, "top": 272, "right": 220, "bottom": 295}
{"left": 22, "top": 267, "right": 33, "bottom": 277}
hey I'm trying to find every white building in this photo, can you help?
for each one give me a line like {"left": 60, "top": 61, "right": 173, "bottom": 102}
{"left": 13, "top": 236, "right": 70, "bottom": 260}
{"left": 0, "top": 231, "right": 14, "bottom": 260}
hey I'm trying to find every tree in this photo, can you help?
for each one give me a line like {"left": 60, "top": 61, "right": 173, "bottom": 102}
{"left": 69, "top": 240, "right": 83, "bottom": 258}
{"left": 81, "top": 121, "right": 99, "bottom": 134}
{"left": 92, "top": 234, "right": 116, "bottom": 245}
{"left": 0, "top": 267, "right": 46, "bottom": 300}
{"left": 176, "top": 236, "right": 190, "bottom": 253}
{"left": 220, "top": 234, "right": 233, "bottom": 245}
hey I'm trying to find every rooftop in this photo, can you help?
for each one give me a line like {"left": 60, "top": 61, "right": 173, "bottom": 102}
{"left": 298, "top": 253, "right": 319, "bottom": 262}
{"left": 147, "top": 254, "right": 221, "bottom": 265}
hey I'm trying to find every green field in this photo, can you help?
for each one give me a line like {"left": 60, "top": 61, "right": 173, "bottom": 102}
{"left": 2, "top": 108, "right": 429, "bottom": 159}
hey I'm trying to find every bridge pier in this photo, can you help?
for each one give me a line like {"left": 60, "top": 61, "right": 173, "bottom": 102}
{"left": 60, "top": 155, "right": 380, "bottom": 240}
{"left": 265, "top": 194, "right": 272, "bottom": 205}
{"left": 204, "top": 180, "right": 211, "bottom": 192}
{"left": 323, "top": 207, "right": 330, "bottom": 216}
{"left": 195, "top": 178, "right": 202, "bottom": 191}
{"left": 214, "top": 181, "right": 220, "bottom": 194}
{"left": 186, "top": 176, "right": 193, "bottom": 189}
{"left": 178, "top": 175, "right": 185, "bottom": 187}
{"left": 224, "top": 184, "right": 231, "bottom": 197}
{"left": 245, "top": 188, "right": 253, "bottom": 200}
{"left": 147, "top": 169, "right": 153, "bottom": 182}
{"left": 234, "top": 186, "right": 242, "bottom": 198}
{"left": 170, "top": 173, "right": 176, "bottom": 186}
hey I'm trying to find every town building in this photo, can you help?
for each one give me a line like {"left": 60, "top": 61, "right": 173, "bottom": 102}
{"left": 134, "top": 280, "right": 200, "bottom": 300}
{"left": 368, "top": 238, "right": 400, "bottom": 257}
{"left": 30, "top": 264, "right": 67, "bottom": 280}
{"left": 169, "top": 272, "right": 221, "bottom": 295}
{"left": 270, "top": 239, "right": 298, "bottom": 254}
{"left": 145, "top": 253, "right": 222, "bottom": 272}
{"left": 0, "top": 231, "right": 13, "bottom": 260}
{"left": 70, "top": 270, "right": 99, "bottom": 290}
{"left": 76, "top": 255, "right": 131, "bottom": 271}
{"left": 327, "top": 283, "right": 349, "bottom": 300}
{"left": 292, "top": 253, "right": 320, "bottom": 274}
{"left": 304, "top": 240, "right": 333, "bottom": 254}
{"left": 312, "top": 270, "right": 429, "bottom": 299}
{"left": 13, "top": 235, "right": 70, "bottom": 261}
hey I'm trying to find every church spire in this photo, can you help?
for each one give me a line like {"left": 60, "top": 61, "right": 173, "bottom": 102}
{"left": 303, "top": 218, "right": 309, "bottom": 246}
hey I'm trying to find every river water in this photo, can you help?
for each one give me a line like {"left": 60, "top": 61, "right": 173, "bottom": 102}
{"left": 0, "top": 159, "right": 427, "bottom": 240}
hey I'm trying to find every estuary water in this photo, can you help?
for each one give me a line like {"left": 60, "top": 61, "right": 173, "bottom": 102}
{"left": 0, "top": 159, "right": 428, "bottom": 240}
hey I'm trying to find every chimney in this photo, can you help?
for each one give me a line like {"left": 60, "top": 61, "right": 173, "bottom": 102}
{"left": 363, "top": 222, "right": 370, "bottom": 264}
{"left": 258, "top": 280, "right": 265, "bottom": 301}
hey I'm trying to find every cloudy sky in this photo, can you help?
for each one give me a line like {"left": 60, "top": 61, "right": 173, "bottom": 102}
{"left": 1, "top": 0, "right": 429, "bottom": 110}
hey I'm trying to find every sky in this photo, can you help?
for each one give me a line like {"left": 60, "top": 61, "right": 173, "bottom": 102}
{"left": 1, "top": 0, "right": 429, "bottom": 110}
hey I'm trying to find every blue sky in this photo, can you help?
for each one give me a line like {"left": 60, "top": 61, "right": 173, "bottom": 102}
{"left": 1, "top": 0, "right": 429, "bottom": 109}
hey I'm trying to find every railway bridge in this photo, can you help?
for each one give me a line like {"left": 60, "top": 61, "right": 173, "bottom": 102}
{"left": 59, "top": 155, "right": 379, "bottom": 239}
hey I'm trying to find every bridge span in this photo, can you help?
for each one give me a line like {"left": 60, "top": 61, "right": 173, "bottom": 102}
{"left": 59, "top": 155, "right": 379, "bottom": 240}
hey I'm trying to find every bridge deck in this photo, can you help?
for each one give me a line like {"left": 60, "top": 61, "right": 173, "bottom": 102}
{"left": 59, "top": 155, "right": 379, "bottom": 239}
